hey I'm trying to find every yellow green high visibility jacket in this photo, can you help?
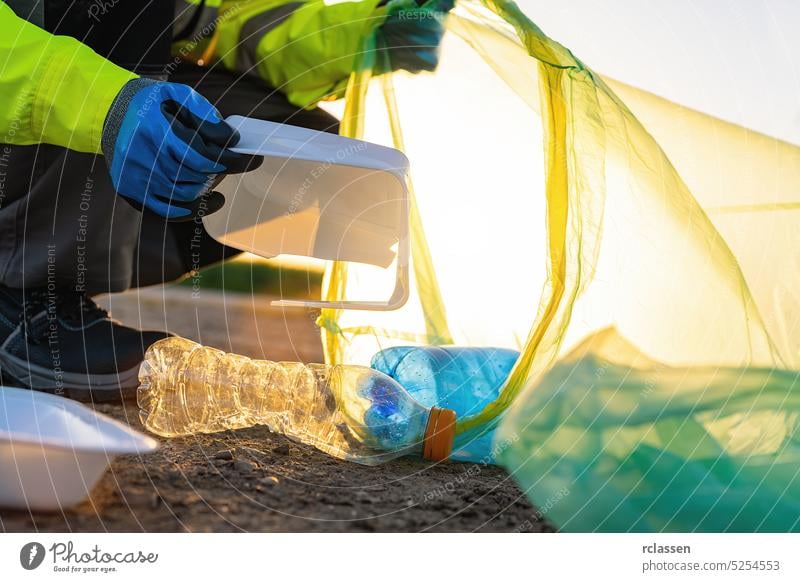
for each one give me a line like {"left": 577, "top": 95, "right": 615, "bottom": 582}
{"left": 0, "top": 1, "right": 137, "bottom": 153}
{"left": 0, "top": 0, "right": 389, "bottom": 154}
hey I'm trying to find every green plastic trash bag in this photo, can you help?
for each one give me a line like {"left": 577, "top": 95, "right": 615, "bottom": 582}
{"left": 497, "top": 328, "right": 800, "bottom": 532}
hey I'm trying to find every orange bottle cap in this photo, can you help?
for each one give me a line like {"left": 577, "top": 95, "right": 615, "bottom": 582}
{"left": 423, "top": 407, "right": 457, "bottom": 462}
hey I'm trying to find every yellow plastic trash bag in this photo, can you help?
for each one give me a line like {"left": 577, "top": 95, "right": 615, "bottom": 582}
{"left": 321, "top": 0, "right": 797, "bottom": 428}
{"left": 315, "top": 0, "right": 800, "bottom": 529}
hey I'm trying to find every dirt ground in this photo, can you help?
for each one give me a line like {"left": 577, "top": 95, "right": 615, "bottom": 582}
{"left": 0, "top": 288, "right": 549, "bottom": 533}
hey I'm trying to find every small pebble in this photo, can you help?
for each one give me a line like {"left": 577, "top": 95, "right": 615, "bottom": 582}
{"left": 213, "top": 450, "right": 234, "bottom": 461}
{"left": 239, "top": 446, "right": 267, "bottom": 458}
{"left": 234, "top": 459, "right": 257, "bottom": 474}
{"left": 355, "top": 490, "right": 374, "bottom": 504}
{"left": 176, "top": 492, "right": 202, "bottom": 506}
{"left": 272, "top": 443, "right": 291, "bottom": 456}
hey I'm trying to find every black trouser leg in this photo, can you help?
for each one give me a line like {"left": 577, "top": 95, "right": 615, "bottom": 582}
{"left": 0, "top": 143, "right": 141, "bottom": 295}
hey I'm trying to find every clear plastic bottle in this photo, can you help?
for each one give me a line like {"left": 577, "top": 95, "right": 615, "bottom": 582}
{"left": 370, "top": 346, "right": 519, "bottom": 463}
{"left": 137, "top": 337, "right": 456, "bottom": 465}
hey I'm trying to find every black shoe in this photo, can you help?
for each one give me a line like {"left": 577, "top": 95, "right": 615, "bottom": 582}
{"left": 0, "top": 286, "right": 170, "bottom": 402}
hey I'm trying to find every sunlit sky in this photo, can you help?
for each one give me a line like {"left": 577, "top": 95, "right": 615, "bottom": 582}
{"left": 516, "top": 0, "right": 800, "bottom": 145}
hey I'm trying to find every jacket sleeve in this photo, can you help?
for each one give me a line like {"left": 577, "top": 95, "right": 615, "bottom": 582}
{"left": 0, "top": 2, "right": 137, "bottom": 153}
{"left": 216, "top": 0, "right": 387, "bottom": 108}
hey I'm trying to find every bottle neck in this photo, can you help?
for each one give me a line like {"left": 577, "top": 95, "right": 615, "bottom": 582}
{"left": 422, "top": 407, "right": 457, "bottom": 461}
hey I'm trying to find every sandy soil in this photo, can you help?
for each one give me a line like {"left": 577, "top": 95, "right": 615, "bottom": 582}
{"left": 0, "top": 288, "right": 549, "bottom": 533}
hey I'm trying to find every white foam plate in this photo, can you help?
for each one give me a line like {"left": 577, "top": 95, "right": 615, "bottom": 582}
{"left": 0, "top": 387, "right": 158, "bottom": 511}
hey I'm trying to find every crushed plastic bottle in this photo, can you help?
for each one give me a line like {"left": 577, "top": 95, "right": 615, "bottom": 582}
{"left": 371, "top": 346, "right": 519, "bottom": 463}
{"left": 137, "top": 337, "right": 456, "bottom": 465}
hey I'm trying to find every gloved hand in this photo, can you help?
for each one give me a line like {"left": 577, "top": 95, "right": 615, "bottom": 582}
{"left": 375, "top": 0, "right": 455, "bottom": 74}
{"left": 101, "top": 78, "right": 261, "bottom": 220}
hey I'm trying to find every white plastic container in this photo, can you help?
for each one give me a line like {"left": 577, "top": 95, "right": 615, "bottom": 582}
{"left": 204, "top": 115, "right": 410, "bottom": 311}
{"left": 0, "top": 387, "right": 158, "bottom": 511}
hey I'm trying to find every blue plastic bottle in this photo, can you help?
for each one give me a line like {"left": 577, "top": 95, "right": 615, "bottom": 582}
{"left": 370, "top": 346, "right": 519, "bottom": 463}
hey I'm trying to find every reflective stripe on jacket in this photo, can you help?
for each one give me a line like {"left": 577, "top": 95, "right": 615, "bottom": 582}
{"left": 214, "top": 0, "right": 388, "bottom": 108}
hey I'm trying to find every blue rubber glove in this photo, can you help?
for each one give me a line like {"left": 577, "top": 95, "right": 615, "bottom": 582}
{"left": 102, "top": 78, "right": 261, "bottom": 220}
{"left": 375, "top": 0, "right": 455, "bottom": 74}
